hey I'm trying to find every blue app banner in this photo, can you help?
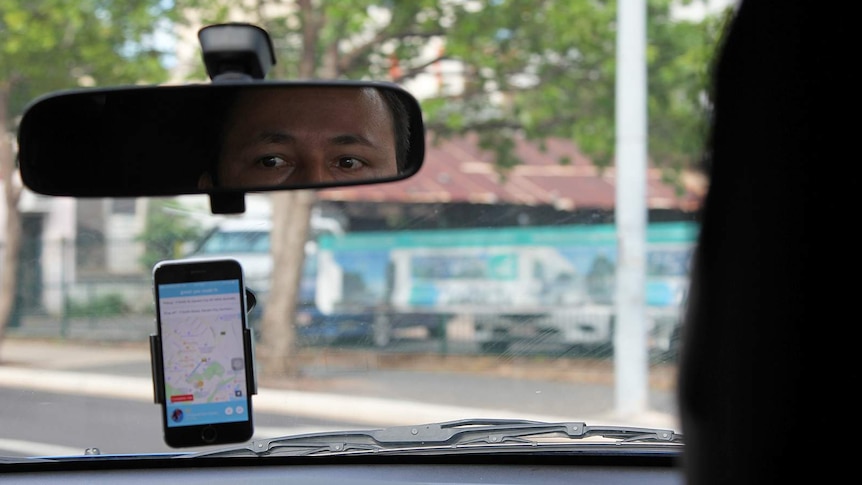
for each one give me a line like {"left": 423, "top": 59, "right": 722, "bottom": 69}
{"left": 166, "top": 399, "right": 248, "bottom": 427}
{"left": 158, "top": 279, "right": 240, "bottom": 298}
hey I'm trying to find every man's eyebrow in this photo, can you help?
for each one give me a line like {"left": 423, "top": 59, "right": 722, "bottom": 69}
{"left": 256, "top": 131, "right": 295, "bottom": 144}
{"left": 329, "top": 133, "right": 375, "bottom": 147}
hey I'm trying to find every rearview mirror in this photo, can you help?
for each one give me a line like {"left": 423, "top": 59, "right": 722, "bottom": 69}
{"left": 17, "top": 81, "right": 424, "bottom": 198}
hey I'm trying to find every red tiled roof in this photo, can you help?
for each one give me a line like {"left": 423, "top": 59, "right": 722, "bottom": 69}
{"left": 321, "top": 132, "right": 704, "bottom": 211}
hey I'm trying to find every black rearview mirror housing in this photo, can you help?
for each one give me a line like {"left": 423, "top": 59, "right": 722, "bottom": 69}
{"left": 16, "top": 23, "right": 425, "bottom": 214}
{"left": 16, "top": 81, "right": 425, "bottom": 200}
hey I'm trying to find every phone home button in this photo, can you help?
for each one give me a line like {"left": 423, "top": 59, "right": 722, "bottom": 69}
{"left": 201, "top": 426, "right": 218, "bottom": 444}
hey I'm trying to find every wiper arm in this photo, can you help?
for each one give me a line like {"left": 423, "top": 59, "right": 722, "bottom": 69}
{"left": 185, "top": 418, "right": 682, "bottom": 458}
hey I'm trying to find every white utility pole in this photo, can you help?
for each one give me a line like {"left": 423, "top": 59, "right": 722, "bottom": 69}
{"left": 614, "top": 0, "right": 649, "bottom": 417}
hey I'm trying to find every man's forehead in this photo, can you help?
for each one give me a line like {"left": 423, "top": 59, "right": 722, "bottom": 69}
{"left": 237, "top": 86, "right": 383, "bottom": 107}
{"left": 228, "top": 88, "right": 393, "bottom": 135}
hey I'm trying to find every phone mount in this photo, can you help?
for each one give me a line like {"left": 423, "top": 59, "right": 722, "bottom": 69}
{"left": 149, "top": 287, "right": 259, "bottom": 404}
{"left": 198, "top": 23, "right": 277, "bottom": 215}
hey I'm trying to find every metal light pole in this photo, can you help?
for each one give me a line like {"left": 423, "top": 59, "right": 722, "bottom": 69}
{"left": 614, "top": 0, "right": 649, "bottom": 417}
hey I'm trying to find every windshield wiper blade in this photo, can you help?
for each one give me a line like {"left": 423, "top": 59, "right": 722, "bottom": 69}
{"left": 184, "top": 418, "right": 682, "bottom": 458}
{"left": 0, "top": 456, "right": 57, "bottom": 464}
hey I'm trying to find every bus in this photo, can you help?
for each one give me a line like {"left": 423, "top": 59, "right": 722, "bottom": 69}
{"left": 309, "top": 221, "right": 697, "bottom": 355}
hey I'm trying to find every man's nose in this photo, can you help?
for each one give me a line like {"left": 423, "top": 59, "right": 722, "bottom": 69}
{"left": 289, "top": 150, "right": 330, "bottom": 185}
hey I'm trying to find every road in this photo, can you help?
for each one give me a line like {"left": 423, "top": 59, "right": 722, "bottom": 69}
{"left": 0, "top": 338, "right": 679, "bottom": 457}
{"left": 0, "top": 389, "right": 362, "bottom": 457}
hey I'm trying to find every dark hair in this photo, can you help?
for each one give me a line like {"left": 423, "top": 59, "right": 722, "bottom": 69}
{"left": 377, "top": 87, "right": 412, "bottom": 173}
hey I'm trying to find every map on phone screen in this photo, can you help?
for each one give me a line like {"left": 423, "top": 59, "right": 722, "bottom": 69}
{"left": 157, "top": 279, "right": 249, "bottom": 427}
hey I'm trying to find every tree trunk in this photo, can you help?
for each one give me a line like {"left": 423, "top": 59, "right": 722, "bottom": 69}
{"left": 256, "top": 0, "right": 327, "bottom": 378}
{"left": 257, "top": 190, "right": 316, "bottom": 377}
{"left": 0, "top": 84, "right": 23, "bottom": 358}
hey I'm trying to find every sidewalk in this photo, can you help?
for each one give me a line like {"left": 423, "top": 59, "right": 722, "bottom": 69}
{"left": 0, "top": 337, "right": 680, "bottom": 430}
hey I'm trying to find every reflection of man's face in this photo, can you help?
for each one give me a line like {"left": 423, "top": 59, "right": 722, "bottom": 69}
{"left": 207, "top": 87, "right": 398, "bottom": 189}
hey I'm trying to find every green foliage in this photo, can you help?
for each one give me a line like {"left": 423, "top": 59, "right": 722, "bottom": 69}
{"left": 177, "top": 0, "right": 447, "bottom": 79}
{"left": 175, "top": 0, "right": 728, "bottom": 182}
{"left": 1, "top": 0, "right": 727, "bottom": 180}
{"left": 478, "top": 130, "right": 519, "bottom": 181}
{"left": 1, "top": 0, "right": 174, "bottom": 119}
{"left": 66, "top": 293, "right": 128, "bottom": 318}
{"left": 177, "top": 0, "right": 724, "bottom": 179}
{"left": 136, "top": 199, "right": 204, "bottom": 270}
{"left": 432, "top": 0, "right": 729, "bottom": 184}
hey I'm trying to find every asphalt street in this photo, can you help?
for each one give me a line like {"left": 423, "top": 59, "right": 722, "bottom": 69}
{"left": 0, "top": 337, "right": 679, "bottom": 457}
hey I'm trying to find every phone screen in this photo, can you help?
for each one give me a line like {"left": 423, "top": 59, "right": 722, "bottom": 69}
{"left": 153, "top": 259, "right": 253, "bottom": 446}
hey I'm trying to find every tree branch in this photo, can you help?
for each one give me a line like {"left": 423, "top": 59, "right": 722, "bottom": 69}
{"left": 393, "top": 55, "right": 448, "bottom": 83}
{"left": 425, "top": 120, "right": 525, "bottom": 135}
{"left": 337, "top": 20, "right": 446, "bottom": 75}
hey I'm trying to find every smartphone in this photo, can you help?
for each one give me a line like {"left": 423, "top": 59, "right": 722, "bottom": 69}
{"left": 152, "top": 258, "right": 255, "bottom": 448}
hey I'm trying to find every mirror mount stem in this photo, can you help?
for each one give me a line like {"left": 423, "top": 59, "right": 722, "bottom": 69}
{"left": 198, "top": 23, "right": 277, "bottom": 214}
{"left": 211, "top": 72, "right": 255, "bottom": 83}
{"left": 209, "top": 192, "right": 246, "bottom": 215}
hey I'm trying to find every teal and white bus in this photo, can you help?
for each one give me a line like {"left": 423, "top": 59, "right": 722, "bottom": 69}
{"left": 311, "top": 221, "right": 698, "bottom": 354}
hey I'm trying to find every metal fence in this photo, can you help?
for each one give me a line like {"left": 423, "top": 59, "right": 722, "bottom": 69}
{"left": 3, "top": 235, "right": 154, "bottom": 331}
{"left": 2, "top": 237, "right": 681, "bottom": 361}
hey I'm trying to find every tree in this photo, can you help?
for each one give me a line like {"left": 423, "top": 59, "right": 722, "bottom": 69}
{"left": 424, "top": 0, "right": 727, "bottom": 183}
{"left": 0, "top": 0, "right": 173, "bottom": 352}
{"left": 137, "top": 200, "right": 205, "bottom": 270}
{"left": 179, "top": 0, "right": 727, "bottom": 376}
{"left": 179, "top": 0, "right": 456, "bottom": 376}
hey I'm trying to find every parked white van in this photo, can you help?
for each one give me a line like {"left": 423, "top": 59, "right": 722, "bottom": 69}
{"left": 185, "top": 207, "right": 346, "bottom": 318}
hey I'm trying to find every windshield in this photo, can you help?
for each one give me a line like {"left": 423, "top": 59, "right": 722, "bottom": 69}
{"left": 0, "top": 0, "right": 730, "bottom": 461}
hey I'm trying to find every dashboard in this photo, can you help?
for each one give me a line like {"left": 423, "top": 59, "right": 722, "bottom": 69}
{"left": 2, "top": 453, "right": 683, "bottom": 484}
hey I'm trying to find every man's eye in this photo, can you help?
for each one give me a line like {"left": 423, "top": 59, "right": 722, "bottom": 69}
{"left": 256, "top": 155, "right": 289, "bottom": 168}
{"left": 335, "top": 157, "right": 365, "bottom": 171}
